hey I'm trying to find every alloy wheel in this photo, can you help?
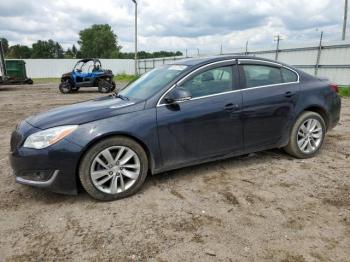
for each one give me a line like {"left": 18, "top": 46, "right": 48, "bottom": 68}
{"left": 297, "top": 118, "right": 323, "bottom": 154}
{"left": 90, "top": 146, "right": 141, "bottom": 194}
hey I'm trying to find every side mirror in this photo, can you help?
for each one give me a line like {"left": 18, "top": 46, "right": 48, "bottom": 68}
{"left": 164, "top": 87, "right": 192, "bottom": 104}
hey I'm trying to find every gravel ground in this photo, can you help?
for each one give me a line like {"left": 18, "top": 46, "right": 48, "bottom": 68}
{"left": 0, "top": 83, "right": 349, "bottom": 262}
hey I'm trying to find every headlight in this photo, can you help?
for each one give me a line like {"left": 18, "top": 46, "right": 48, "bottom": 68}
{"left": 23, "top": 125, "right": 78, "bottom": 149}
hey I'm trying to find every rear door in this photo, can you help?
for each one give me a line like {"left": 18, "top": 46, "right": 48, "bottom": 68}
{"left": 238, "top": 60, "right": 300, "bottom": 151}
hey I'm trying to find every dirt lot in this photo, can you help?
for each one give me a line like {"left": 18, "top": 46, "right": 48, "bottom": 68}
{"left": 0, "top": 83, "right": 349, "bottom": 262}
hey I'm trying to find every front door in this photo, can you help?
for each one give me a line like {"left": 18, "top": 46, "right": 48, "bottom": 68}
{"left": 156, "top": 63, "right": 243, "bottom": 169}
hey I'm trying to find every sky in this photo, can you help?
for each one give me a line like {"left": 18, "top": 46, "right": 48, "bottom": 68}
{"left": 0, "top": 0, "right": 348, "bottom": 55}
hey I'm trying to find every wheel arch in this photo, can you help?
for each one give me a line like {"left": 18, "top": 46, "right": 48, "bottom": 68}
{"left": 93, "top": 75, "right": 109, "bottom": 85}
{"left": 61, "top": 74, "right": 73, "bottom": 82}
{"left": 299, "top": 105, "right": 330, "bottom": 130}
{"left": 282, "top": 104, "right": 330, "bottom": 148}
{"left": 75, "top": 132, "right": 155, "bottom": 182}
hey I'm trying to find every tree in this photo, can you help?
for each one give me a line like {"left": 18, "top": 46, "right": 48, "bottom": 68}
{"left": 7, "top": 45, "right": 31, "bottom": 58}
{"left": 78, "top": 24, "right": 121, "bottom": 58}
{"left": 64, "top": 45, "right": 79, "bottom": 58}
{"left": 118, "top": 50, "right": 183, "bottom": 59}
{"left": 64, "top": 48, "right": 74, "bottom": 58}
{"left": 0, "top": 37, "right": 9, "bottom": 56}
{"left": 72, "top": 44, "right": 78, "bottom": 58}
{"left": 31, "top": 40, "right": 64, "bottom": 58}
{"left": 55, "top": 42, "right": 64, "bottom": 58}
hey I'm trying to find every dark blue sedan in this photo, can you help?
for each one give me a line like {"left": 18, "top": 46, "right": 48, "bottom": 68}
{"left": 10, "top": 56, "right": 341, "bottom": 200}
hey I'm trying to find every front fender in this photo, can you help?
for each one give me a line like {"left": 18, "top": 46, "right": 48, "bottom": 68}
{"left": 66, "top": 108, "right": 161, "bottom": 173}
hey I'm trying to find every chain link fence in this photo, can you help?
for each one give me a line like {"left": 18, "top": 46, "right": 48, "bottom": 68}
{"left": 137, "top": 41, "right": 350, "bottom": 85}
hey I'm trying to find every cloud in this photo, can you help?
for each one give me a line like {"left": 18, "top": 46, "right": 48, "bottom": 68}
{"left": 0, "top": 0, "right": 347, "bottom": 53}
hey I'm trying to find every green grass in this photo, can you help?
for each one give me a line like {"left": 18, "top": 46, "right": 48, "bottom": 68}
{"left": 339, "top": 86, "right": 350, "bottom": 97}
{"left": 32, "top": 78, "right": 60, "bottom": 84}
{"left": 114, "top": 73, "right": 138, "bottom": 82}
{"left": 32, "top": 74, "right": 138, "bottom": 85}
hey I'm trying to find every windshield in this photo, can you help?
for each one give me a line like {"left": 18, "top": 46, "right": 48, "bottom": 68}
{"left": 118, "top": 64, "right": 188, "bottom": 100}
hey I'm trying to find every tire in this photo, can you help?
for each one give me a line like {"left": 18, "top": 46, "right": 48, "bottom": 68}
{"left": 111, "top": 81, "right": 116, "bottom": 92}
{"left": 284, "top": 111, "right": 326, "bottom": 158}
{"left": 59, "top": 79, "right": 73, "bottom": 94}
{"left": 98, "top": 79, "right": 112, "bottom": 93}
{"left": 79, "top": 136, "right": 148, "bottom": 201}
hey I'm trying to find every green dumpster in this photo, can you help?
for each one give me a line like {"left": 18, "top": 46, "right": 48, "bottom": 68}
{"left": 0, "top": 60, "right": 33, "bottom": 85}
{"left": 5, "top": 60, "right": 32, "bottom": 83}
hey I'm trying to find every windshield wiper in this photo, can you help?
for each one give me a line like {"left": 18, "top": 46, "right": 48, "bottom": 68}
{"left": 114, "top": 93, "right": 129, "bottom": 101}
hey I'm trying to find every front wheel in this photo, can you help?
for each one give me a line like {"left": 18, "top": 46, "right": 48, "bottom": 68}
{"left": 59, "top": 79, "right": 73, "bottom": 94}
{"left": 284, "top": 111, "right": 326, "bottom": 158}
{"left": 79, "top": 137, "right": 148, "bottom": 201}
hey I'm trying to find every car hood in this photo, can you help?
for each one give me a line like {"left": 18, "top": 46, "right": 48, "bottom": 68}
{"left": 26, "top": 95, "right": 145, "bottom": 130}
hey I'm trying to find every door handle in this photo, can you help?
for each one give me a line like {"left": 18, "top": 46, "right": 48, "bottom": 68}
{"left": 224, "top": 103, "right": 240, "bottom": 112}
{"left": 285, "top": 91, "right": 295, "bottom": 98}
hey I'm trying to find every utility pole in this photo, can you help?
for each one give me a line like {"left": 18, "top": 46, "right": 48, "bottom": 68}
{"left": 315, "top": 31, "right": 324, "bottom": 76}
{"left": 274, "top": 35, "right": 282, "bottom": 61}
{"left": 220, "top": 44, "right": 223, "bottom": 55}
{"left": 131, "top": 0, "right": 138, "bottom": 75}
{"left": 0, "top": 39, "right": 7, "bottom": 77}
{"left": 197, "top": 48, "right": 200, "bottom": 57}
{"left": 343, "top": 0, "right": 348, "bottom": 40}
{"left": 245, "top": 41, "right": 249, "bottom": 55}
{"left": 185, "top": 48, "right": 188, "bottom": 57}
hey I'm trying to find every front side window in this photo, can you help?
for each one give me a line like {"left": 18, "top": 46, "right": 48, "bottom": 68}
{"left": 180, "top": 66, "right": 233, "bottom": 98}
{"left": 242, "top": 65, "right": 283, "bottom": 88}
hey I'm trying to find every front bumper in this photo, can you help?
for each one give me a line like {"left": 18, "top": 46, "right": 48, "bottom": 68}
{"left": 15, "top": 170, "right": 59, "bottom": 187}
{"left": 9, "top": 121, "right": 83, "bottom": 195}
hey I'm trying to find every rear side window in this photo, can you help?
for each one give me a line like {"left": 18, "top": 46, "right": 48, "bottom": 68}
{"left": 281, "top": 68, "right": 298, "bottom": 83}
{"left": 242, "top": 65, "right": 283, "bottom": 88}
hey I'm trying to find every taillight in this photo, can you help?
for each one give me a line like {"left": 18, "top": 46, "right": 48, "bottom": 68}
{"left": 330, "top": 83, "right": 339, "bottom": 93}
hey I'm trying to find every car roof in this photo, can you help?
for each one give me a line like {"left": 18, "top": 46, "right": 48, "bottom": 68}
{"left": 175, "top": 55, "right": 284, "bottom": 67}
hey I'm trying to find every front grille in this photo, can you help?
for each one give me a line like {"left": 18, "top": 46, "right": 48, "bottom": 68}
{"left": 10, "top": 131, "right": 23, "bottom": 151}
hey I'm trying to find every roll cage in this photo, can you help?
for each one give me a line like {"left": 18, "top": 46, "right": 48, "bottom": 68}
{"left": 73, "top": 59, "right": 102, "bottom": 73}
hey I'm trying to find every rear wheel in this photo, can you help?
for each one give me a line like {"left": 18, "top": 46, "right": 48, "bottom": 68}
{"left": 284, "top": 111, "right": 326, "bottom": 158}
{"left": 59, "top": 79, "right": 73, "bottom": 94}
{"left": 111, "top": 81, "right": 116, "bottom": 92}
{"left": 79, "top": 137, "right": 148, "bottom": 201}
{"left": 98, "top": 79, "right": 112, "bottom": 93}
